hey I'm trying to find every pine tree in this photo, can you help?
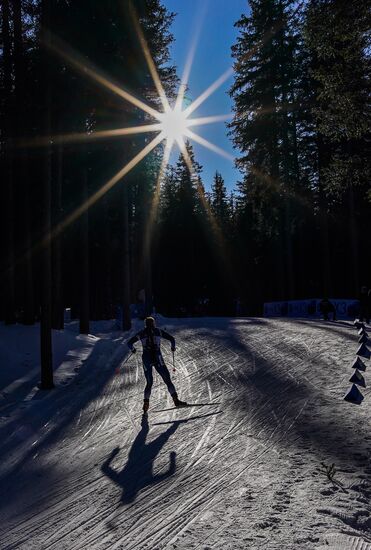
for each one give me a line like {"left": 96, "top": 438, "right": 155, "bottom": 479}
{"left": 211, "top": 172, "right": 229, "bottom": 228}
{"left": 1, "top": 0, "right": 16, "bottom": 324}
{"left": 304, "top": 0, "right": 370, "bottom": 197}
{"left": 230, "top": 0, "right": 301, "bottom": 304}
{"left": 125, "top": 0, "right": 177, "bottom": 316}
{"left": 39, "top": 0, "right": 54, "bottom": 389}
{"left": 154, "top": 142, "right": 208, "bottom": 313}
{"left": 303, "top": 0, "right": 371, "bottom": 294}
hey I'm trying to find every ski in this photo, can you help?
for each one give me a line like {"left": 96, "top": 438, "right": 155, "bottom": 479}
{"left": 152, "top": 402, "right": 220, "bottom": 413}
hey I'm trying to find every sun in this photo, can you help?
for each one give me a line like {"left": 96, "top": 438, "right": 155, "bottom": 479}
{"left": 36, "top": 8, "right": 236, "bottom": 242}
{"left": 158, "top": 108, "right": 190, "bottom": 144}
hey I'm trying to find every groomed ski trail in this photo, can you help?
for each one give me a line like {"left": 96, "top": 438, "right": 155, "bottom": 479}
{"left": 0, "top": 317, "right": 370, "bottom": 550}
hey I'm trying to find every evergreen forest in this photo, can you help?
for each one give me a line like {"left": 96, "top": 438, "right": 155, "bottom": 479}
{"left": 1, "top": 0, "right": 370, "bottom": 380}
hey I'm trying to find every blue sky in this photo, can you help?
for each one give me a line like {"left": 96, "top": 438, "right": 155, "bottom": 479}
{"left": 162, "top": 0, "right": 249, "bottom": 191}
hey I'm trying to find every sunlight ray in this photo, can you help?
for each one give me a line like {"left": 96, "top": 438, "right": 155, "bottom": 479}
{"left": 175, "top": 136, "right": 194, "bottom": 176}
{"left": 184, "top": 67, "right": 233, "bottom": 117}
{"left": 144, "top": 139, "right": 174, "bottom": 257}
{"left": 174, "top": 13, "right": 204, "bottom": 112}
{"left": 236, "top": 102, "right": 299, "bottom": 122}
{"left": 250, "top": 165, "right": 309, "bottom": 206}
{"left": 128, "top": 2, "right": 170, "bottom": 113}
{"left": 187, "top": 114, "right": 233, "bottom": 128}
{"left": 174, "top": 3, "right": 206, "bottom": 110}
{"left": 185, "top": 129, "right": 234, "bottom": 161}
{"left": 44, "top": 133, "right": 165, "bottom": 245}
{"left": 8, "top": 133, "right": 166, "bottom": 280}
{"left": 177, "top": 138, "right": 221, "bottom": 226}
{"left": 23, "top": 124, "right": 162, "bottom": 148}
{"left": 48, "top": 34, "right": 161, "bottom": 120}
{"left": 250, "top": 165, "right": 280, "bottom": 189}
{"left": 177, "top": 138, "right": 235, "bottom": 284}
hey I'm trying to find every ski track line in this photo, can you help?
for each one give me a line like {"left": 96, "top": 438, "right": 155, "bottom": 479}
{"left": 111, "top": 466, "right": 241, "bottom": 550}
{"left": 11, "top": 362, "right": 122, "bottom": 465}
{"left": 70, "top": 434, "right": 189, "bottom": 540}
{"left": 110, "top": 388, "right": 305, "bottom": 549}
{"left": 206, "top": 383, "right": 303, "bottom": 466}
{"left": 62, "top": 465, "right": 196, "bottom": 549}
{"left": 193, "top": 518, "right": 228, "bottom": 550}
{"left": 2, "top": 471, "right": 108, "bottom": 547}
{"left": 38, "top": 448, "right": 183, "bottom": 550}
{"left": 206, "top": 380, "right": 213, "bottom": 401}
{"left": 121, "top": 403, "right": 136, "bottom": 430}
{"left": 72, "top": 406, "right": 227, "bottom": 543}
{"left": 186, "top": 414, "right": 218, "bottom": 467}
{"left": 38, "top": 394, "right": 223, "bottom": 550}
{"left": 252, "top": 336, "right": 336, "bottom": 402}
{"left": 4, "top": 398, "right": 147, "bottom": 539}
{"left": 66, "top": 405, "right": 231, "bottom": 549}
{"left": 193, "top": 422, "right": 307, "bottom": 548}
{"left": 124, "top": 426, "right": 302, "bottom": 550}
{"left": 168, "top": 349, "right": 251, "bottom": 386}
{"left": 5, "top": 373, "right": 208, "bottom": 491}
{"left": 2, "top": 319, "right": 351, "bottom": 549}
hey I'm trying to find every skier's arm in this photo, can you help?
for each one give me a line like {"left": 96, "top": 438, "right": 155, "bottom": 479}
{"left": 127, "top": 332, "right": 140, "bottom": 353}
{"left": 160, "top": 329, "right": 176, "bottom": 351}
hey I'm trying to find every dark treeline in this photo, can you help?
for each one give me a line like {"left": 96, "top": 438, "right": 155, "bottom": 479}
{"left": 229, "top": 0, "right": 370, "bottom": 312}
{"left": 1, "top": 0, "right": 370, "bottom": 350}
{"left": 0, "top": 0, "right": 177, "bottom": 336}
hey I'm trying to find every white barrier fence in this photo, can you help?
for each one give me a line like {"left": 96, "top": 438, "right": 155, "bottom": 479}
{"left": 264, "top": 298, "right": 359, "bottom": 319}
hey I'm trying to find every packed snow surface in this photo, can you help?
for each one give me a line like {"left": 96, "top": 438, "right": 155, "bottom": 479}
{"left": 0, "top": 317, "right": 370, "bottom": 550}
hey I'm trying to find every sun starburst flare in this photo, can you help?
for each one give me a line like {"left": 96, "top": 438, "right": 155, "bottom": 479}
{"left": 43, "top": 31, "right": 234, "bottom": 182}
{"left": 9, "top": 5, "right": 299, "bottom": 285}
{"left": 33, "top": 4, "right": 237, "bottom": 251}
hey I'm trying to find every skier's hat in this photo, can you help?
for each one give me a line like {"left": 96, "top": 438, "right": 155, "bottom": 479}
{"left": 145, "top": 316, "right": 156, "bottom": 328}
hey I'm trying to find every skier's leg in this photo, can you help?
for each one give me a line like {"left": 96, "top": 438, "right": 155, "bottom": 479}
{"left": 142, "top": 355, "right": 154, "bottom": 403}
{"left": 155, "top": 354, "right": 188, "bottom": 406}
{"left": 154, "top": 354, "right": 176, "bottom": 396}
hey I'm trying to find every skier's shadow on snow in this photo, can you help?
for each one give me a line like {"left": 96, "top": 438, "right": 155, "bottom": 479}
{"left": 101, "top": 414, "right": 184, "bottom": 505}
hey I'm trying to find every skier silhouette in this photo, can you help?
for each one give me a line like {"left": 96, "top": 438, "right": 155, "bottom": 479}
{"left": 101, "top": 415, "right": 186, "bottom": 503}
{"left": 127, "top": 317, "right": 187, "bottom": 413}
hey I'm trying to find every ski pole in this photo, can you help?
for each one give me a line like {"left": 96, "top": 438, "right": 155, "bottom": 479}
{"left": 115, "top": 349, "right": 134, "bottom": 375}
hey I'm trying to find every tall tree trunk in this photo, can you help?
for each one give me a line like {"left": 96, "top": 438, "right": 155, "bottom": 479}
{"left": 79, "top": 156, "right": 90, "bottom": 334}
{"left": 278, "top": 7, "right": 295, "bottom": 299}
{"left": 266, "top": 38, "right": 285, "bottom": 301}
{"left": 52, "top": 143, "right": 64, "bottom": 329}
{"left": 103, "top": 195, "right": 112, "bottom": 319}
{"left": 13, "top": 0, "right": 35, "bottom": 324}
{"left": 348, "top": 187, "right": 359, "bottom": 296}
{"left": 284, "top": 201, "right": 295, "bottom": 299}
{"left": 144, "top": 241, "right": 153, "bottom": 316}
{"left": 281, "top": 102, "right": 295, "bottom": 300}
{"left": 121, "top": 184, "right": 131, "bottom": 330}
{"left": 291, "top": 102, "right": 301, "bottom": 185}
{"left": 2, "top": 0, "right": 16, "bottom": 324}
{"left": 142, "top": 195, "right": 153, "bottom": 317}
{"left": 39, "top": 0, "right": 54, "bottom": 389}
{"left": 317, "top": 134, "right": 331, "bottom": 296}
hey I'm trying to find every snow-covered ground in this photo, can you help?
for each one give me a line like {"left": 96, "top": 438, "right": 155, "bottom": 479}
{"left": 0, "top": 317, "right": 370, "bottom": 550}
